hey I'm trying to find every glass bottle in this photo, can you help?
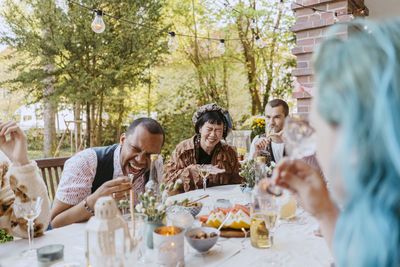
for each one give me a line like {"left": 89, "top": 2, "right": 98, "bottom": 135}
{"left": 255, "top": 156, "right": 267, "bottom": 184}
{"left": 145, "top": 154, "right": 160, "bottom": 202}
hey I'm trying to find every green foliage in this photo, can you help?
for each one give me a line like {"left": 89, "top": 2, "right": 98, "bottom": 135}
{"left": 0, "top": 229, "right": 13, "bottom": 244}
{"left": 157, "top": 84, "right": 197, "bottom": 160}
{"left": 239, "top": 159, "right": 256, "bottom": 188}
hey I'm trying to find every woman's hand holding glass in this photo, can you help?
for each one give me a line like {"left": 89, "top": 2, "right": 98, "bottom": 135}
{"left": 271, "top": 158, "right": 336, "bottom": 220}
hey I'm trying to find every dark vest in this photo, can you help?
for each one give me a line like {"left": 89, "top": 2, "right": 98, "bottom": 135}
{"left": 91, "top": 144, "right": 119, "bottom": 193}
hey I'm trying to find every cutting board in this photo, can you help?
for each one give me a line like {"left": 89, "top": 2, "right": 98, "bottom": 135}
{"left": 202, "top": 223, "right": 250, "bottom": 238}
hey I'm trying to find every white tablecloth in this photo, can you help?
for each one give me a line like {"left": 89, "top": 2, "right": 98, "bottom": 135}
{"left": 0, "top": 185, "right": 334, "bottom": 267}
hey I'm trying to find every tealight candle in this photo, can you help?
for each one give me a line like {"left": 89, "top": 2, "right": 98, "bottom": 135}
{"left": 153, "top": 226, "right": 184, "bottom": 267}
{"left": 37, "top": 244, "right": 64, "bottom": 267}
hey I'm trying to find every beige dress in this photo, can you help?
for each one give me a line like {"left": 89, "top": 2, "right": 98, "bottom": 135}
{"left": 0, "top": 151, "right": 50, "bottom": 238}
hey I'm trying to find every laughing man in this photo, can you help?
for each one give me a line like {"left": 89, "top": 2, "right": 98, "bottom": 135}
{"left": 50, "top": 118, "right": 164, "bottom": 228}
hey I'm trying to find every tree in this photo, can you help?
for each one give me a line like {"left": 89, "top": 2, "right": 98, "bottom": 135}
{"left": 1, "top": 0, "right": 170, "bottom": 152}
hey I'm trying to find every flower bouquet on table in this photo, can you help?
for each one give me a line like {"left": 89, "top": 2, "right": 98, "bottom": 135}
{"left": 251, "top": 116, "right": 266, "bottom": 140}
{"left": 239, "top": 159, "right": 256, "bottom": 190}
{"left": 135, "top": 179, "right": 182, "bottom": 249}
{"left": 135, "top": 179, "right": 183, "bottom": 222}
{"left": 239, "top": 160, "right": 276, "bottom": 191}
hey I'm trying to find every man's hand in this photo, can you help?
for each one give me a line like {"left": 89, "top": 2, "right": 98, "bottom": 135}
{"left": 254, "top": 137, "right": 270, "bottom": 157}
{"left": 269, "top": 130, "right": 284, "bottom": 143}
{"left": 87, "top": 177, "right": 133, "bottom": 209}
{"left": 0, "top": 121, "right": 29, "bottom": 166}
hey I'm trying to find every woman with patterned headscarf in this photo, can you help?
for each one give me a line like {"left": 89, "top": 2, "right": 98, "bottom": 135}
{"left": 164, "top": 103, "right": 243, "bottom": 193}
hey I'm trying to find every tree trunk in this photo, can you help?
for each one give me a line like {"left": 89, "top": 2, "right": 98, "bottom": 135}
{"left": 262, "top": 8, "right": 283, "bottom": 110}
{"left": 235, "top": 10, "right": 262, "bottom": 115}
{"left": 97, "top": 93, "right": 104, "bottom": 146}
{"left": 86, "top": 101, "right": 91, "bottom": 148}
{"left": 42, "top": 28, "right": 56, "bottom": 158}
{"left": 147, "top": 73, "right": 151, "bottom": 117}
{"left": 90, "top": 103, "right": 96, "bottom": 147}
{"left": 74, "top": 101, "right": 81, "bottom": 152}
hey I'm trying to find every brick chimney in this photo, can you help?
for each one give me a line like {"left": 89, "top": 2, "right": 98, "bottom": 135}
{"left": 291, "top": 0, "right": 368, "bottom": 117}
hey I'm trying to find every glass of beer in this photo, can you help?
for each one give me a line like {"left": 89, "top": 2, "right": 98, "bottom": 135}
{"left": 250, "top": 192, "right": 279, "bottom": 249}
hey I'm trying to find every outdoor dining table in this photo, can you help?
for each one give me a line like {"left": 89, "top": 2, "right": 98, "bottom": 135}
{"left": 0, "top": 184, "right": 333, "bottom": 267}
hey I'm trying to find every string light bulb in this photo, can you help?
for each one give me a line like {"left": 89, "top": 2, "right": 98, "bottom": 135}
{"left": 217, "top": 39, "right": 225, "bottom": 55}
{"left": 312, "top": 8, "right": 321, "bottom": 16}
{"left": 91, "top": 10, "right": 105, "bottom": 34}
{"left": 279, "top": 0, "right": 284, "bottom": 11}
{"left": 168, "top": 32, "right": 178, "bottom": 50}
{"left": 334, "top": 12, "right": 339, "bottom": 23}
{"left": 250, "top": 19, "right": 257, "bottom": 29}
{"left": 255, "top": 36, "right": 265, "bottom": 49}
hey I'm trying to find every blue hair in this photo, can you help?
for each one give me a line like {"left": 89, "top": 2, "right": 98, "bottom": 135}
{"left": 314, "top": 19, "right": 400, "bottom": 267}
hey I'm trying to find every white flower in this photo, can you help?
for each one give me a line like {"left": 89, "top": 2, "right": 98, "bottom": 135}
{"left": 140, "top": 208, "right": 146, "bottom": 213}
{"left": 165, "top": 197, "right": 173, "bottom": 206}
{"left": 135, "top": 203, "right": 143, "bottom": 211}
{"left": 270, "top": 161, "right": 276, "bottom": 168}
{"left": 162, "top": 190, "right": 169, "bottom": 203}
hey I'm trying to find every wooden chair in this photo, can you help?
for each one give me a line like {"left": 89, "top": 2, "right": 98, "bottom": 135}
{"left": 35, "top": 157, "right": 70, "bottom": 202}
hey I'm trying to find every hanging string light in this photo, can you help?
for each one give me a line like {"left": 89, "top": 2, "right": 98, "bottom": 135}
{"left": 67, "top": 0, "right": 367, "bottom": 55}
{"left": 168, "top": 32, "right": 178, "bottom": 50}
{"left": 217, "top": 39, "right": 225, "bottom": 55}
{"left": 91, "top": 10, "right": 105, "bottom": 33}
{"left": 250, "top": 19, "right": 257, "bottom": 29}
{"left": 312, "top": 8, "right": 321, "bottom": 16}
{"left": 279, "top": 0, "right": 284, "bottom": 11}
{"left": 334, "top": 12, "right": 339, "bottom": 23}
{"left": 255, "top": 36, "right": 265, "bottom": 49}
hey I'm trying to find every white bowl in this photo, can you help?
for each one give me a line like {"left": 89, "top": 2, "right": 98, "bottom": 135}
{"left": 185, "top": 227, "right": 220, "bottom": 253}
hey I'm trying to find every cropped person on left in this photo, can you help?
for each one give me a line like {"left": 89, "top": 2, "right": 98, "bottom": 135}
{"left": 164, "top": 103, "right": 243, "bottom": 193}
{"left": 0, "top": 121, "right": 50, "bottom": 238}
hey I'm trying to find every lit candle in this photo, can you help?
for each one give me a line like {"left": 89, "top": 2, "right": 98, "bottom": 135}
{"left": 129, "top": 189, "right": 135, "bottom": 238}
{"left": 153, "top": 226, "right": 184, "bottom": 267}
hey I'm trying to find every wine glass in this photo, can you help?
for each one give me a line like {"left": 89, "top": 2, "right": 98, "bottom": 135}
{"left": 283, "top": 116, "right": 316, "bottom": 160}
{"left": 14, "top": 196, "right": 43, "bottom": 258}
{"left": 197, "top": 165, "right": 211, "bottom": 191}
{"left": 256, "top": 194, "right": 279, "bottom": 248}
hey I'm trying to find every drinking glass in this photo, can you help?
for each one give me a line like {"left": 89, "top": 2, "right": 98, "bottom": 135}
{"left": 123, "top": 213, "right": 148, "bottom": 263}
{"left": 257, "top": 194, "right": 279, "bottom": 248}
{"left": 14, "top": 196, "right": 43, "bottom": 258}
{"left": 197, "top": 165, "right": 211, "bottom": 191}
{"left": 283, "top": 116, "right": 316, "bottom": 160}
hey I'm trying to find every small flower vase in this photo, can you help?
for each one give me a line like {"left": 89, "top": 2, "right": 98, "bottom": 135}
{"left": 145, "top": 220, "right": 164, "bottom": 249}
{"left": 240, "top": 183, "right": 253, "bottom": 193}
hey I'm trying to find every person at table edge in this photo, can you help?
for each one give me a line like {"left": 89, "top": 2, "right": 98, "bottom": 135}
{"left": 164, "top": 103, "right": 243, "bottom": 193}
{"left": 50, "top": 118, "right": 164, "bottom": 228}
{"left": 250, "top": 98, "right": 323, "bottom": 174}
{"left": 0, "top": 121, "right": 50, "bottom": 238}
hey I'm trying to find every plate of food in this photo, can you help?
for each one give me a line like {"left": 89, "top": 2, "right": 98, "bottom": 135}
{"left": 199, "top": 204, "right": 251, "bottom": 238}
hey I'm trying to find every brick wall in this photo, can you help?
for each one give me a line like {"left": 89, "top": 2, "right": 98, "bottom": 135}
{"left": 291, "top": 0, "right": 368, "bottom": 117}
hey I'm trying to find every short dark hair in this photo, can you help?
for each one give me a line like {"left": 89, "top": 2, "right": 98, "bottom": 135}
{"left": 195, "top": 111, "right": 228, "bottom": 138}
{"left": 267, "top": 99, "right": 289, "bottom": 117}
{"left": 126, "top": 118, "right": 165, "bottom": 144}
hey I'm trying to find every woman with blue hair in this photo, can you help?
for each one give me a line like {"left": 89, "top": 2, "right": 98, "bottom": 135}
{"left": 272, "top": 18, "right": 400, "bottom": 266}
